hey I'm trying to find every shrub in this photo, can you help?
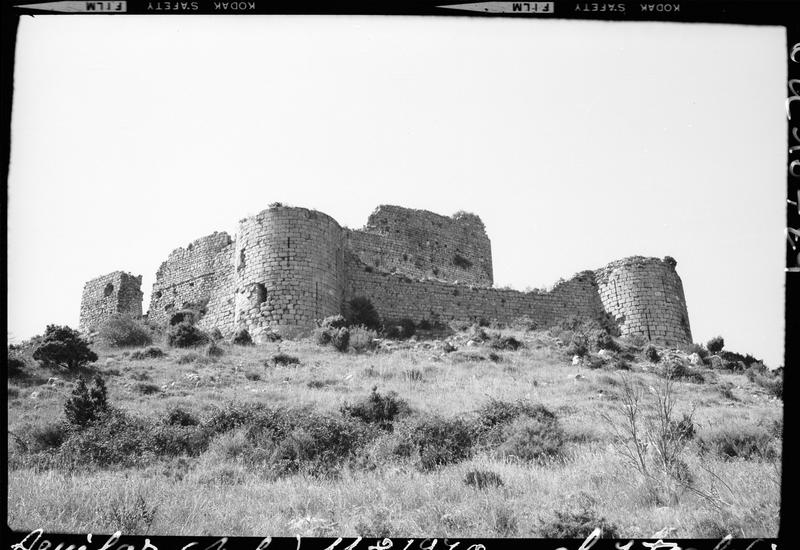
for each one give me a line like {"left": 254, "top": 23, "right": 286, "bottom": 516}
{"left": 644, "top": 345, "right": 661, "bottom": 363}
{"left": 176, "top": 352, "right": 201, "bottom": 365}
{"left": 208, "top": 328, "right": 224, "bottom": 341}
{"left": 349, "top": 325, "right": 378, "bottom": 352}
{"left": 719, "top": 350, "right": 762, "bottom": 368}
{"left": 706, "top": 336, "right": 725, "bottom": 354}
{"left": 490, "top": 334, "right": 523, "bottom": 351}
{"left": 417, "top": 319, "right": 432, "bottom": 330}
{"left": 166, "top": 322, "right": 208, "bottom": 348}
{"left": 205, "top": 342, "right": 224, "bottom": 359}
{"left": 331, "top": 327, "right": 350, "bottom": 352}
{"left": 340, "top": 387, "right": 409, "bottom": 429}
{"left": 464, "top": 469, "right": 504, "bottom": 489}
{"left": 319, "top": 315, "right": 348, "bottom": 330}
{"left": 7, "top": 350, "right": 26, "bottom": 378}
{"left": 698, "top": 424, "right": 777, "bottom": 460}
{"left": 497, "top": 416, "right": 565, "bottom": 461}
{"left": 136, "top": 382, "right": 161, "bottom": 395}
{"left": 64, "top": 375, "right": 108, "bottom": 427}
{"left": 98, "top": 315, "right": 153, "bottom": 347}
{"left": 406, "top": 415, "right": 474, "bottom": 471}
{"left": 680, "top": 342, "right": 709, "bottom": 360}
{"left": 231, "top": 329, "right": 254, "bottom": 346}
{"left": 28, "top": 421, "right": 68, "bottom": 452}
{"left": 130, "top": 346, "right": 165, "bottom": 360}
{"left": 565, "top": 334, "right": 589, "bottom": 358}
{"left": 162, "top": 406, "right": 199, "bottom": 427}
{"left": 591, "top": 330, "right": 619, "bottom": 352}
{"left": 538, "top": 496, "right": 619, "bottom": 538}
{"left": 270, "top": 353, "right": 300, "bottom": 367}
{"left": 660, "top": 360, "right": 705, "bottom": 383}
{"left": 476, "top": 398, "right": 556, "bottom": 433}
{"left": 32, "top": 325, "right": 98, "bottom": 370}
{"left": 346, "top": 297, "right": 382, "bottom": 331}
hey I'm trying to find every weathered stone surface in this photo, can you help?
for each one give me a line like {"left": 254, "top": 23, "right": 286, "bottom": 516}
{"left": 79, "top": 204, "right": 693, "bottom": 346}
{"left": 79, "top": 271, "right": 143, "bottom": 332}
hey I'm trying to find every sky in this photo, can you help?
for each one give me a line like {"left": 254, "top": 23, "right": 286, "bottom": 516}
{"left": 7, "top": 16, "right": 787, "bottom": 368}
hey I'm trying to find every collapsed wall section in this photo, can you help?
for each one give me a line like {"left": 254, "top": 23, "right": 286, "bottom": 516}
{"left": 79, "top": 271, "right": 143, "bottom": 332}
{"left": 345, "top": 253, "right": 604, "bottom": 328}
{"left": 346, "top": 205, "right": 493, "bottom": 286}
{"left": 234, "top": 206, "right": 346, "bottom": 338}
{"left": 594, "top": 256, "right": 692, "bottom": 346}
{"left": 148, "top": 232, "right": 233, "bottom": 327}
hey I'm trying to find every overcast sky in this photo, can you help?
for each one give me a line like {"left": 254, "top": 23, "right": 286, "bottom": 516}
{"left": 7, "top": 16, "right": 787, "bottom": 367}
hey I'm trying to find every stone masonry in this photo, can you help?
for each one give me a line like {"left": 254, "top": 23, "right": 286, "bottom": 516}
{"left": 80, "top": 204, "right": 693, "bottom": 346}
{"left": 79, "top": 271, "right": 143, "bottom": 332}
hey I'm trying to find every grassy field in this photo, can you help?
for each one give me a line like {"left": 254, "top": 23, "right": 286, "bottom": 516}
{"left": 7, "top": 325, "right": 782, "bottom": 537}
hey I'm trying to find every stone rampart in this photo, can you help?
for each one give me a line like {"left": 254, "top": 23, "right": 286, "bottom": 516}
{"left": 147, "top": 231, "right": 233, "bottom": 327}
{"left": 233, "top": 206, "right": 346, "bottom": 338}
{"left": 79, "top": 271, "right": 143, "bottom": 332}
{"left": 594, "top": 256, "right": 692, "bottom": 346}
{"left": 80, "top": 204, "right": 693, "bottom": 347}
{"left": 346, "top": 205, "right": 493, "bottom": 286}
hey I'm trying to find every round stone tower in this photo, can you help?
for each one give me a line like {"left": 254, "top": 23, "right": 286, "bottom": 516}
{"left": 234, "top": 205, "right": 346, "bottom": 338}
{"left": 594, "top": 256, "right": 692, "bottom": 346}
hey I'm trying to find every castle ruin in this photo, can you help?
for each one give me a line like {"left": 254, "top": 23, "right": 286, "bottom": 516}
{"left": 79, "top": 204, "right": 693, "bottom": 345}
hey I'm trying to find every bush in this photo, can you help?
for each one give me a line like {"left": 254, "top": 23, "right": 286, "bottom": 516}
{"left": 33, "top": 325, "right": 98, "bottom": 370}
{"left": 331, "top": 327, "right": 350, "bottom": 352}
{"left": 208, "top": 328, "right": 224, "bottom": 341}
{"left": 136, "top": 382, "right": 161, "bottom": 395}
{"left": 680, "top": 342, "right": 709, "bottom": 359}
{"left": 538, "top": 496, "right": 619, "bottom": 538}
{"left": 706, "top": 336, "right": 725, "bottom": 354}
{"left": 28, "top": 421, "right": 69, "bottom": 452}
{"left": 497, "top": 416, "right": 565, "bottom": 461}
{"left": 565, "top": 334, "right": 589, "bottom": 358}
{"left": 319, "top": 315, "right": 348, "bottom": 330}
{"left": 166, "top": 322, "right": 208, "bottom": 348}
{"left": 270, "top": 353, "right": 300, "bottom": 367}
{"left": 7, "top": 350, "right": 26, "bottom": 378}
{"left": 176, "top": 352, "right": 201, "bottom": 365}
{"left": 98, "top": 315, "right": 153, "bottom": 347}
{"left": 162, "top": 406, "right": 199, "bottom": 427}
{"left": 660, "top": 360, "right": 705, "bottom": 383}
{"left": 346, "top": 297, "right": 382, "bottom": 331}
{"left": 349, "top": 325, "right": 378, "bottom": 352}
{"left": 417, "top": 319, "right": 432, "bottom": 330}
{"left": 464, "top": 469, "right": 504, "bottom": 489}
{"left": 130, "top": 346, "right": 165, "bottom": 360}
{"left": 644, "top": 345, "right": 661, "bottom": 363}
{"left": 64, "top": 375, "right": 108, "bottom": 427}
{"left": 231, "top": 329, "right": 254, "bottom": 346}
{"left": 404, "top": 416, "right": 474, "bottom": 471}
{"left": 591, "top": 330, "right": 619, "bottom": 352}
{"left": 476, "top": 398, "right": 556, "bottom": 433}
{"left": 490, "top": 334, "right": 523, "bottom": 351}
{"left": 205, "top": 342, "right": 224, "bottom": 359}
{"left": 340, "top": 387, "right": 410, "bottom": 429}
{"left": 698, "top": 424, "right": 777, "bottom": 460}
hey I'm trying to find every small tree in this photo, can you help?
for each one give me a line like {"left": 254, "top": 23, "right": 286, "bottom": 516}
{"left": 33, "top": 325, "right": 98, "bottom": 370}
{"left": 706, "top": 336, "right": 725, "bottom": 354}
{"left": 65, "top": 375, "right": 108, "bottom": 427}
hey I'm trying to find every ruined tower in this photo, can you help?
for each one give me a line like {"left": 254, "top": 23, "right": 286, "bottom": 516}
{"left": 79, "top": 271, "right": 143, "bottom": 332}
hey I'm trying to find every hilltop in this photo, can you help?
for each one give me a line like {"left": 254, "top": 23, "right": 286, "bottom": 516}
{"left": 7, "top": 318, "right": 782, "bottom": 537}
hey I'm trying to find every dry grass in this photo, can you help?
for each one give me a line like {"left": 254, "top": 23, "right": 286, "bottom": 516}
{"left": 7, "top": 329, "right": 781, "bottom": 537}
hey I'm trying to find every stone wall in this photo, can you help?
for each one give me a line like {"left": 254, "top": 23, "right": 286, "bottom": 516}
{"left": 233, "top": 206, "right": 346, "bottom": 339}
{"left": 344, "top": 252, "right": 605, "bottom": 328}
{"left": 80, "top": 205, "right": 693, "bottom": 348}
{"left": 147, "top": 232, "right": 233, "bottom": 327}
{"left": 79, "top": 271, "right": 143, "bottom": 332}
{"left": 594, "top": 256, "right": 692, "bottom": 346}
{"left": 346, "top": 205, "right": 493, "bottom": 286}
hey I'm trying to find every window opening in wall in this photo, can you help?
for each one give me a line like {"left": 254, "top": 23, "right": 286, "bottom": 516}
{"left": 103, "top": 283, "right": 114, "bottom": 297}
{"left": 613, "top": 280, "right": 620, "bottom": 308}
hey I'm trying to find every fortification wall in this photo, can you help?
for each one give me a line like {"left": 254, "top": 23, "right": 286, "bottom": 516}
{"left": 147, "top": 232, "right": 233, "bottom": 327}
{"left": 234, "top": 206, "right": 346, "bottom": 338}
{"left": 344, "top": 253, "right": 604, "bottom": 328}
{"left": 346, "top": 205, "right": 493, "bottom": 286}
{"left": 79, "top": 271, "right": 143, "bottom": 332}
{"left": 594, "top": 256, "right": 692, "bottom": 346}
{"left": 196, "top": 242, "right": 237, "bottom": 334}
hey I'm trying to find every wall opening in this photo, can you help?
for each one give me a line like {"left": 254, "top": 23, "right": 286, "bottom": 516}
{"left": 104, "top": 283, "right": 114, "bottom": 297}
